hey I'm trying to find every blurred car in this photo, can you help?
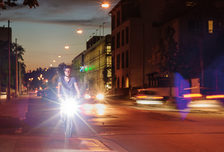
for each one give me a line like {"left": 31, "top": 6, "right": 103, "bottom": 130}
{"left": 82, "top": 90, "right": 105, "bottom": 103}
{"left": 182, "top": 87, "right": 224, "bottom": 111}
{"left": 42, "top": 87, "right": 58, "bottom": 101}
{"left": 37, "top": 89, "right": 44, "bottom": 96}
{"left": 79, "top": 91, "right": 106, "bottom": 116}
{"left": 131, "top": 89, "right": 166, "bottom": 105}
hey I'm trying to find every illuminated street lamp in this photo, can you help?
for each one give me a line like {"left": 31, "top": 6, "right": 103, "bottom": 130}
{"left": 76, "top": 29, "right": 83, "bottom": 34}
{"left": 50, "top": 64, "right": 53, "bottom": 67}
{"left": 64, "top": 45, "right": 70, "bottom": 50}
{"left": 58, "top": 55, "right": 61, "bottom": 58}
{"left": 53, "top": 60, "right": 56, "bottom": 63}
{"left": 101, "top": 2, "right": 110, "bottom": 8}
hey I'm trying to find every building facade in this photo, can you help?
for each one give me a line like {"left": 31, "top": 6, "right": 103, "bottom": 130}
{"left": 72, "top": 35, "right": 112, "bottom": 94}
{"left": 110, "top": 0, "right": 166, "bottom": 95}
{"left": 71, "top": 52, "right": 85, "bottom": 91}
{"left": 155, "top": 1, "right": 224, "bottom": 94}
{"left": 111, "top": 0, "right": 224, "bottom": 97}
{"left": 0, "top": 26, "right": 12, "bottom": 96}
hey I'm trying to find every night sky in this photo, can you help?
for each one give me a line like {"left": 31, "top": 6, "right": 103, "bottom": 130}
{"left": 0, "top": 0, "right": 118, "bottom": 71}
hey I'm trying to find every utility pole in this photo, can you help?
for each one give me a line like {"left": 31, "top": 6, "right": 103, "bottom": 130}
{"left": 18, "top": 62, "right": 22, "bottom": 95}
{"left": 99, "top": 25, "right": 102, "bottom": 37}
{"left": 98, "top": 49, "right": 100, "bottom": 88}
{"left": 15, "top": 38, "right": 18, "bottom": 97}
{"left": 102, "top": 22, "right": 105, "bottom": 36}
{"left": 7, "top": 20, "right": 11, "bottom": 100}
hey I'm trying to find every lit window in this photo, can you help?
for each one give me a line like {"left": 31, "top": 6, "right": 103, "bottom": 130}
{"left": 208, "top": 20, "right": 213, "bottom": 34}
{"left": 186, "top": 1, "right": 197, "bottom": 7}
{"left": 125, "top": 77, "right": 129, "bottom": 88}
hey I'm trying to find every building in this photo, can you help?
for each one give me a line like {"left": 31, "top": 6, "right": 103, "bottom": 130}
{"left": 154, "top": 0, "right": 224, "bottom": 94}
{"left": 111, "top": 0, "right": 224, "bottom": 97}
{"left": 0, "top": 26, "right": 12, "bottom": 97}
{"left": 0, "top": 26, "right": 11, "bottom": 41}
{"left": 72, "top": 35, "right": 112, "bottom": 94}
{"left": 72, "top": 52, "right": 85, "bottom": 92}
{"left": 110, "top": 0, "right": 166, "bottom": 95}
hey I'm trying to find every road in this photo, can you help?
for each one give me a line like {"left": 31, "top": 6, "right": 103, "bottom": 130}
{"left": 1, "top": 95, "right": 224, "bottom": 151}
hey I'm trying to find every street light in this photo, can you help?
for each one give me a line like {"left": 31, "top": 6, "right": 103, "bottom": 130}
{"left": 58, "top": 55, "right": 61, "bottom": 58}
{"left": 76, "top": 29, "right": 83, "bottom": 34}
{"left": 101, "top": 2, "right": 110, "bottom": 9}
{"left": 64, "top": 45, "right": 70, "bottom": 50}
{"left": 53, "top": 60, "right": 56, "bottom": 63}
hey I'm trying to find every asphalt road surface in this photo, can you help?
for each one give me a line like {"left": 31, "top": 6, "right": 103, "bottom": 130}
{"left": 1, "top": 95, "right": 224, "bottom": 152}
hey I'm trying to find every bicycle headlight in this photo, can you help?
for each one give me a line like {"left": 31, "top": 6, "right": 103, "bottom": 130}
{"left": 60, "top": 98, "right": 78, "bottom": 115}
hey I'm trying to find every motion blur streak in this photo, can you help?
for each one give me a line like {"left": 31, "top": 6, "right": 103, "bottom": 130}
{"left": 183, "top": 93, "right": 202, "bottom": 98}
{"left": 206, "top": 95, "right": 224, "bottom": 99}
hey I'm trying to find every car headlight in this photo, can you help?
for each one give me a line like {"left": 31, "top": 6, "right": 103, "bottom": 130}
{"left": 96, "top": 93, "right": 104, "bottom": 100}
{"left": 84, "top": 93, "right": 91, "bottom": 99}
{"left": 95, "top": 103, "right": 106, "bottom": 115}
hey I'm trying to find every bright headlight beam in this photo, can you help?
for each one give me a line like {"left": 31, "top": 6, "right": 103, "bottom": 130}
{"left": 96, "top": 93, "right": 104, "bottom": 100}
{"left": 60, "top": 99, "right": 78, "bottom": 115}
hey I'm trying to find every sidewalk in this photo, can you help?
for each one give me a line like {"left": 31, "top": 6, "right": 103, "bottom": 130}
{"left": 0, "top": 95, "right": 29, "bottom": 120}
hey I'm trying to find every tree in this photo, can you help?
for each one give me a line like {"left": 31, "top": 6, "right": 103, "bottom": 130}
{"left": 0, "top": 0, "right": 38, "bottom": 9}
{"left": 11, "top": 43, "right": 25, "bottom": 61}
{"left": 158, "top": 26, "right": 179, "bottom": 74}
{"left": 11, "top": 42, "right": 26, "bottom": 89}
{"left": 156, "top": 25, "right": 196, "bottom": 80}
{"left": 0, "top": 40, "right": 26, "bottom": 93}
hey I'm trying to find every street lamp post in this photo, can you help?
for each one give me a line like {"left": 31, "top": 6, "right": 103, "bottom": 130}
{"left": 64, "top": 45, "right": 70, "bottom": 50}
{"left": 76, "top": 29, "right": 83, "bottom": 34}
{"left": 102, "top": 22, "right": 105, "bottom": 36}
{"left": 101, "top": 2, "right": 110, "bottom": 9}
{"left": 15, "top": 38, "right": 18, "bottom": 97}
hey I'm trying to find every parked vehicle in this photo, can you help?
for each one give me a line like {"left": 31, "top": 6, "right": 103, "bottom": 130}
{"left": 41, "top": 87, "right": 58, "bottom": 101}
{"left": 37, "top": 89, "right": 44, "bottom": 96}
